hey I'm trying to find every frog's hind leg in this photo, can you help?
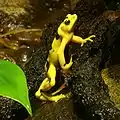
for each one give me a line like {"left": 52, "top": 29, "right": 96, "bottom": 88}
{"left": 47, "top": 63, "right": 56, "bottom": 88}
{"left": 40, "top": 92, "right": 72, "bottom": 102}
{"left": 35, "top": 77, "right": 50, "bottom": 98}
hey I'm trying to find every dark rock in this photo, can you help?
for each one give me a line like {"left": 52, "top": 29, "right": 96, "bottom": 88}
{"left": 104, "top": 0, "right": 120, "bottom": 10}
{"left": 27, "top": 98, "right": 82, "bottom": 120}
{"left": 25, "top": 45, "right": 48, "bottom": 95}
{"left": 70, "top": 1, "right": 120, "bottom": 120}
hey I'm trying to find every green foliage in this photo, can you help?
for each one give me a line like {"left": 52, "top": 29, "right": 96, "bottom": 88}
{"left": 0, "top": 60, "right": 32, "bottom": 116}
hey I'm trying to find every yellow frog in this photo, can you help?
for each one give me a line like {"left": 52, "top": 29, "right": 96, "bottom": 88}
{"left": 35, "top": 14, "right": 95, "bottom": 102}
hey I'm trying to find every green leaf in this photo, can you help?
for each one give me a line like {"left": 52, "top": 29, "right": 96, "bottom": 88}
{"left": 0, "top": 60, "right": 32, "bottom": 116}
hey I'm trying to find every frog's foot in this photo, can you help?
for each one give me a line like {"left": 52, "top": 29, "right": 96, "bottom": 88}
{"left": 35, "top": 78, "right": 52, "bottom": 98}
{"left": 61, "top": 56, "right": 73, "bottom": 70}
{"left": 41, "top": 78, "right": 52, "bottom": 91}
{"left": 82, "top": 35, "right": 95, "bottom": 46}
{"left": 40, "top": 92, "right": 72, "bottom": 102}
{"left": 52, "top": 83, "right": 66, "bottom": 96}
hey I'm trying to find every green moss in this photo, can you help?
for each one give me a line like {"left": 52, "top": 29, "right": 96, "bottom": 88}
{"left": 0, "top": 0, "right": 30, "bottom": 16}
{"left": 101, "top": 65, "right": 120, "bottom": 110}
{"left": 0, "top": 7, "right": 27, "bottom": 16}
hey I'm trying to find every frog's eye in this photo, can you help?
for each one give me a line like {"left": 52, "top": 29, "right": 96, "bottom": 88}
{"left": 64, "top": 20, "right": 70, "bottom": 25}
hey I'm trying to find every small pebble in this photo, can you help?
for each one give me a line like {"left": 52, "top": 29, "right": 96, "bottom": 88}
{"left": 49, "top": 8, "right": 53, "bottom": 12}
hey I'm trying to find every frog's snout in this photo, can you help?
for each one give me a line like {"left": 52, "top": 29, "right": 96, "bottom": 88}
{"left": 72, "top": 14, "right": 77, "bottom": 20}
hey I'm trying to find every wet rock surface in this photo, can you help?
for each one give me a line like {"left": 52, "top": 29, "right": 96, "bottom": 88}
{"left": 70, "top": 1, "right": 120, "bottom": 120}
{"left": 25, "top": 45, "right": 48, "bottom": 95}
{"left": 27, "top": 98, "right": 82, "bottom": 120}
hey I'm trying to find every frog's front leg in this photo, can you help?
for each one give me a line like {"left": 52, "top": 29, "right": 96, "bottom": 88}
{"left": 72, "top": 35, "right": 95, "bottom": 46}
{"left": 35, "top": 63, "right": 56, "bottom": 99}
{"left": 58, "top": 38, "right": 73, "bottom": 70}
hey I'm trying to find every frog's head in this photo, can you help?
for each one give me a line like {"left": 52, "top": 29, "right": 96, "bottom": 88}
{"left": 59, "top": 14, "right": 78, "bottom": 32}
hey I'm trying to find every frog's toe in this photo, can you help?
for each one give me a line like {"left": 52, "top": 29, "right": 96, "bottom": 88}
{"left": 61, "top": 56, "right": 73, "bottom": 70}
{"left": 88, "top": 39, "right": 93, "bottom": 42}
{"left": 88, "top": 35, "right": 95, "bottom": 41}
{"left": 90, "top": 35, "right": 96, "bottom": 38}
{"left": 41, "top": 92, "right": 66, "bottom": 102}
{"left": 35, "top": 90, "right": 41, "bottom": 98}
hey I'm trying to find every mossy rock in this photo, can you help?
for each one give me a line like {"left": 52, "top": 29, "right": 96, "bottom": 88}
{"left": 101, "top": 65, "right": 120, "bottom": 111}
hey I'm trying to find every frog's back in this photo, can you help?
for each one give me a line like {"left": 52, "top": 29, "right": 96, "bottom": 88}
{"left": 48, "top": 38, "right": 61, "bottom": 65}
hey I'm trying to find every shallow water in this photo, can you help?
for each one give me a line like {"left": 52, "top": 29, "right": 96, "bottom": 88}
{"left": 32, "top": 0, "right": 70, "bottom": 29}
